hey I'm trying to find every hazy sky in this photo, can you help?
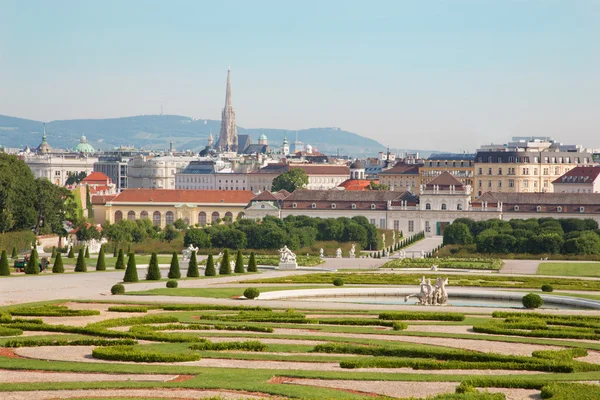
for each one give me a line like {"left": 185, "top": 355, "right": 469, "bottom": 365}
{"left": 1, "top": 0, "right": 599, "bottom": 151}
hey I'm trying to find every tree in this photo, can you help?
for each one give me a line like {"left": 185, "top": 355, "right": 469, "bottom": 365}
{"left": 52, "top": 252, "right": 64, "bottom": 273}
{"left": 0, "top": 250, "right": 9, "bottom": 276}
{"left": 146, "top": 252, "right": 161, "bottom": 280}
{"left": 186, "top": 251, "right": 199, "bottom": 277}
{"left": 443, "top": 222, "right": 473, "bottom": 245}
{"left": 271, "top": 168, "right": 308, "bottom": 192}
{"left": 173, "top": 218, "right": 188, "bottom": 230}
{"left": 96, "top": 246, "right": 106, "bottom": 271}
{"left": 24, "top": 249, "right": 39, "bottom": 274}
{"left": 247, "top": 252, "right": 257, "bottom": 272}
{"left": 113, "top": 246, "right": 118, "bottom": 257}
{"left": 84, "top": 246, "right": 90, "bottom": 259}
{"left": 76, "top": 223, "right": 102, "bottom": 242}
{"left": 563, "top": 231, "right": 600, "bottom": 255}
{"left": 123, "top": 253, "right": 139, "bottom": 282}
{"left": 184, "top": 228, "right": 211, "bottom": 248}
{"left": 219, "top": 249, "right": 231, "bottom": 275}
{"left": 163, "top": 224, "right": 179, "bottom": 243}
{"left": 115, "top": 249, "right": 125, "bottom": 269}
{"left": 367, "top": 182, "right": 389, "bottom": 190}
{"left": 207, "top": 225, "right": 247, "bottom": 249}
{"left": 168, "top": 252, "right": 181, "bottom": 279}
{"left": 67, "top": 246, "right": 75, "bottom": 258}
{"left": 234, "top": 250, "right": 245, "bottom": 273}
{"left": 11, "top": 246, "right": 17, "bottom": 259}
{"left": 65, "top": 171, "right": 87, "bottom": 186}
{"left": 51, "top": 246, "right": 57, "bottom": 258}
{"left": 205, "top": 254, "right": 216, "bottom": 276}
{"left": 75, "top": 249, "right": 87, "bottom": 272}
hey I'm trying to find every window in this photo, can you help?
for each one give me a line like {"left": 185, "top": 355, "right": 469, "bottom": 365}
{"left": 331, "top": 203, "right": 336, "bottom": 209}
{"left": 393, "top": 220, "right": 400, "bottom": 230}
{"left": 487, "top": 168, "right": 492, "bottom": 175}
{"left": 115, "top": 211, "right": 123, "bottom": 222}
{"left": 534, "top": 168, "right": 538, "bottom": 175}
{"left": 551, "top": 157, "right": 556, "bottom": 163}
{"left": 425, "top": 221, "right": 431, "bottom": 233}
{"left": 127, "top": 211, "right": 135, "bottom": 220}
{"left": 408, "top": 220, "right": 414, "bottom": 232}
{"left": 523, "top": 180, "right": 529, "bottom": 188}
{"left": 152, "top": 211, "right": 161, "bottom": 226}
{"left": 457, "top": 203, "right": 463, "bottom": 210}
{"left": 311, "top": 203, "right": 316, "bottom": 209}
{"left": 580, "top": 206, "right": 585, "bottom": 213}
{"left": 441, "top": 203, "right": 447, "bottom": 210}
{"left": 351, "top": 203, "right": 356, "bottom": 209}
{"left": 498, "top": 181, "right": 502, "bottom": 188}
{"left": 478, "top": 168, "right": 482, "bottom": 175}
{"left": 198, "top": 212, "right": 206, "bottom": 226}
{"left": 211, "top": 211, "right": 219, "bottom": 223}
{"left": 425, "top": 203, "right": 431, "bottom": 210}
{"left": 555, "top": 167, "right": 560, "bottom": 175}
{"left": 508, "top": 179, "right": 515, "bottom": 188}
{"left": 224, "top": 211, "right": 233, "bottom": 223}
{"left": 514, "top": 205, "right": 520, "bottom": 211}
{"left": 166, "top": 211, "right": 174, "bottom": 225}
{"left": 478, "top": 180, "right": 482, "bottom": 188}
{"left": 140, "top": 211, "right": 148, "bottom": 219}
{"left": 522, "top": 168, "right": 529, "bottom": 175}
{"left": 536, "top": 206, "right": 542, "bottom": 212}
{"left": 292, "top": 203, "right": 297, "bottom": 208}
{"left": 370, "top": 218, "right": 376, "bottom": 225}
{"left": 488, "top": 180, "right": 492, "bottom": 188}
{"left": 379, "top": 219, "right": 386, "bottom": 228}
{"left": 534, "top": 157, "right": 539, "bottom": 163}
{"left": 371, "top": 204, "right": 376, "bottom": 210}
{"left": 498, "top": 168, "right": 503, "bottom": 175}
{"left": 497, "top": 156, "right": 503, "bottom": 163}
{"left": 557, "top": 206, "right": 563, "bottom": 213}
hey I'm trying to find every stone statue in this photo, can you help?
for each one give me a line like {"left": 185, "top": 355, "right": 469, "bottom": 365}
{"left": 392, "top": 230, "right": 396, "bottom": 244}
{"left": 432, "top": 277, "right": 449, "bottom": 305}
{"left": 279, "top": 245, "right": 296, "bottom": 263}
{"left": 335, "top": 248, "right": 342, "bottom": 258}
{"left": 230, "top": 260, "right": 235, "bottom": 271}
{"left": 382, "top": 233, "right": 386, "bottom": 247}
{"left": 319, "top": 248, "right": 324, "bottom": 258}
{"left": 182, "top": 244, "right": 198, "bottom": 262}
{"left": 405, "top": 276, "right": 433, "bottom": 305}
{"left": 405, "top": 276, "right": 448, "bottom": 306}
{"left": 431, "top": 264, "right": 438, "bottom": 271}
{"left": 349, "top": 244, "right": 356, "bottom": 258}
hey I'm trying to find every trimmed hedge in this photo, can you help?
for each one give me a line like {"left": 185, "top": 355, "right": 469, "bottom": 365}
{"left": 379, "top": 312, "right": 465, "bottom": 321}
{"left": 189, "top": 340, "right": 267, "bottom": 352}
{"left": 4, "top": 338, "right": 137, "bottom": 347}
{"left": 382, "top": 257, "right": 503, "bottom": 270}
{"left": 8, "top": 305, "right": 100, "bottom": 317}
{"left": 243, "top": 287, "right": 260, "bottom": 299}
{"left": 107, "top": 306, "right": 149, "bottom": 313}
{"left": 111, "top": 284, "right": 125, "bottom": 295}
{"left": 332, "top": 277, "right": 344, "bottom": 286}
{"left": 87, "top": 315, "right": 178, "bottom": 329}
{"left": 473, "top": 322, "right": 600, "bottom": 340}
{"left": 92, "top": 345, "right": 201, "bottom": 362}
{"left": 130, "top": 323, "right": 273, "bottom": 333}
{"left": 166, "top": 279, "right": 178, "bottom": 288}
{"left": 522, "top": 293, "right": 543, "bottom": 309}
{"left": 541, "top": 382, "right": 600, "bottom": 400}
{"left": 161, "top": 304, "right": 270, "bottom": 312}
{"left": 0, "top": 326, "right": 23, "bottom": 336}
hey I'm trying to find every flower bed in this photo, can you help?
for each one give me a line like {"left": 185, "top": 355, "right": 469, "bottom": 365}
{"left": 381, "top": 257, "right": 503, "bottom": 270}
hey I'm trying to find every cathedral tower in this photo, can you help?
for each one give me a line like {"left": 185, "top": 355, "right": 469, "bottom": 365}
{"left": 217, "top": 67, "right": 238, "bottom": 152}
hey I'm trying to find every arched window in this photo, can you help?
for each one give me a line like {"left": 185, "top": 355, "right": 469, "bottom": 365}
{"left": 536, "top": 205, "right": 542, "bottom": 212}
{"left": 441, "top": 203, "right": 447, "bottom": 210}
{"left": 115, "top": 211, "right": 123, "bottom": 222}
{"left": 457, "top": 203, "right": 463, "bottom": 211}
{"left": 237, "top": 212, "right": 245, "bottom": 220}
{"left": 331, "top": 203, "right": 336, "bottom": 209}
{"left": 225, "top": 211, "right": 233, "bottom": 223}
{"left": 351, "top": 203, "right": 356, "bottom": 209}
{"left": 425, "top": 203, "right": 431, "bottom": 210}
{"left": 127, "top": 211, "right": 135, "bottom": 220}
{"left": 211, "top": 211, "right": 219, "bottom": 223}
{"left": 153, "top": 211, "right": 161, "bottom": 226}
{"left": 198, "top": 212, "right": 207, "bottom": 226}
{"left": 140, "top": 211, "right": 148, "bottom": 219}
{"left": 165, "top": 211, "right": 174, "bottom": 225}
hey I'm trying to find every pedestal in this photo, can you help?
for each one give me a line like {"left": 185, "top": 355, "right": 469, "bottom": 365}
{"left": 278, "top": 261, "right": 298, "bottom": 270}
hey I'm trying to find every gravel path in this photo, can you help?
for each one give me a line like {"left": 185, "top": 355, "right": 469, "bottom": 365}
{"left": 576, "top": 351, "right": 600, "bottom": 364}
{"left": 484, "top": 387, "right": 542, "bottom": 400}
{"left": 0, "top": 370, "right": 178, "bottom": 383}
{"left": 1, "top": 389, "right": 272, "bottom": 400}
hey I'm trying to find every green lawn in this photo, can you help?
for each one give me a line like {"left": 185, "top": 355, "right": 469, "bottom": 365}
{"left": 126, "top": 285, "right": 336, "bottom": 298}
{"left": 537, "top": 262, "right": 600, "bottom": 277}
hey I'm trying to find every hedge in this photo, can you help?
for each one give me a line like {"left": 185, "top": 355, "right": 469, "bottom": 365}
{"left": 382, "top": 257, "right": 503, "bottom": 270}
{"left": 3, "top": 338, "right": 137, "bottom": 347}
{"left": 8, "top": 305, "right": 100, "bottom": 317}
{"left": 540, "top": 383, "right": 600, "bottom": 400}
{"left": 0, "top": 231, "right": 36, "bottom": 256}
{"left": 161, "top": 304, "right": 270, "bottom": 312}
{"left": 130, "top": 323, "right": 273, "bottom": 333}
{"left": 0, "top": 326, "right": 23, "bottom": 336}
{"left": 379, "top": 312, "right": 465, "bottom": 321}
{"left": 87, "top": 315, "right": 178, "bottom": 329}
{"left": 472, "top": 322, "right": 600, "bottom": 340}
{"left": 92, "top": 345, "right": 201, "bottom": 362}
{"left": 107, "top": 306, "right": 149, "bottom": 313}
{"left": 189, "top": 340, "right": 268, "bottom": 352}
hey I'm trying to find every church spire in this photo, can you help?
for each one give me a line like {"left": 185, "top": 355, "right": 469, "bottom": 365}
{"left": 224, "top": 66, "right": 232, "bottom": 108}
{"left": 218, "top": 67, "right": 238, "bottom": 152}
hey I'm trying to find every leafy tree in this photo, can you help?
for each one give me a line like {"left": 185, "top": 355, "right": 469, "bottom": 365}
{"left": 526, "top": 233, "right": 564, "bottom": 254}
{"left": 205, "top": 254, "right": 216, "bottom": 276}
{"left": 84, "top": 246, "right": 90, "bottom": 258}
{"left": 115, "top": 248, "right": 125, "bottom": 269}
{"left": 173, "top": 218, "right": 188, "bottom": 230}
{"left": 0, "top": 250, "right": 9, "bottom": 276}
{"left": 65, "top": 171, "right": 87, "bottom": 185}
{"left": 24, "top": 249, "right": 39, "bottom": 274}
{"left": 247, "top": 252, "right": 257, "bottom": 272}
{"left": 75, "top": 249, "right": 87, "bottom": 272}
{"left": 163, "top": 224, "right": 179, "bottom": 243}
{"left": 33, "top": 179, "right": 75, "bottom": 235}
{"left": 123, "top": 253, "right": 139, "bottom": 282}
{"left": 271, "top": 168, "right": 308, "bottom": 192}
{"left": 96, "top": 246, "right": 106, "bottom": 271}
{"left": 52, "top": 252, "right": 64, "bottom": 273}
{"left": 367, "top": 182, "right": 389, "bottom": 190}
{"left": 234, "top": 250, "right": 245, "bottom": 273}
{"left": 146, "top": 252, "right": 161, "bottom": 280}
{"left": 207, "top": 225, "right": 247, "bottom": 249}
{"left": 186, "top": 251, "right": 199, "bottom": 277}
{"left": 443, "top": 222, "right": 473, "bottom": 245}
{"left": 67, "top": 246, "right": 75, "bottom": 258}
{"left": 0, "top": 154, "right": 37, "bottom": 232}
{"left": 184, "top": 228, "right": 211, "bottom": 248}
{"left": 168, "top": 251, "right": 181, "bottom": 279}
{"left": 219, "top": 249, "right": 231, "bottom": 275}
{"left": 76, "top": 223, "right": 102, "bottom": 242}
{"left": 11, "top": 246, "right": 17, "bottom": 259}
{"left": 563, "top": 231, "right": 600, "bottom": 255}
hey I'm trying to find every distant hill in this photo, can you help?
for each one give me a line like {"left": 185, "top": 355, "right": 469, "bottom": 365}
{"left": 0, "top": 114, "right": 387, "bottom": 156}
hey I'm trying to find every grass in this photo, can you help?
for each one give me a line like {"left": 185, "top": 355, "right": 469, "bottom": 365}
{"left": 537, "top": 262, "right": 600, "bottom": 277}
{"left": 125, "top": 285, "right": 335, "bottom": 298}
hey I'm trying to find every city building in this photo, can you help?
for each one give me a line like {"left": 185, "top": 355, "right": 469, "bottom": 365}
{"left": 24, "top": 153, "right": 98, "bottom": 186}
{"left": 93, "top": 189, "right": 254, "bottom": 227}
{"left": 127, "top": 155, "right": 200, "bottom": 189}
{"left": 378, "top": 163, "right": 422, "bottom": 192}
{"left": 73, "top": 136, "right": 95, "bottom": 153}
{"left": 93, "top": 147, "right": 146, "bottom": 192}
{"left": 552, "top": 166, "right": 600, "bottom": 193}
{"left": 80, "top": 171, "right": 116, "bottom": 195}
{"left": 216, "top": 68, "right": 238, "bottom": 152}
{"left": 474, "top": 137, "right": 593, "bottom": 196}
{"left": 420, "top": 153, "right": 475, "bottom": 191}
{"left": 247, "top": 163, "right": 350, "bottom": 193}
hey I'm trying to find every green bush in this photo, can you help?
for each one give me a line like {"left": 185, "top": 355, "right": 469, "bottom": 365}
{"left": 186, "top": 250, "right": 199, "bottom": 278}
{"left": 11, "top": 246, "right": 17, "bottom": 259}
{"left": 107, "top": 306, "right": 148, "bottom": 313}
{"left": 189, "top": 340, "right": 267, "bottom": 352}
{"left": 234, "top": 249, "right": 245, "bottom": 273}
{"left": 84, "top": 246, "right": 90, "bottom": 258}
{"left": 541, "top": 284, "right": 553, "bottom": 292}
{"left": 0, "top": 250, "right": 10, "bottom": 276}
{"left": 220, "top": 249, "right": 231, "bottom": 275}
{"left": 204, "top": 254, "right": 216, "bottom": 276}
{"left": 161, "top": 304, "right": 269, "bottom": 312}
{"left": 379, "top": 311, "right": 465, "bottom": 321}
{"left": 51, "top": 246, "right": 57, "bottom": 258}
{"left": 67, "top": 246, "right": 75, "bottom": 258}
{"left": 131, "top": 323, "right": 273, "bottom": 333}
{"left": 146, "top": 252, "right": 161, "bottom": 280}
{"left": 111, "top": 283, "right": 125, "bottom": 295}
{"left": 96, "top": 246, "right": 106, "bottom": 271}
{"left": 0, "top": 326, "right": 23, "bottom": 336}
{"left": 243, "top": 287, "right": 260, "bottom": 299}
{"left": 123, "top": 253, "right": 138, "bottom": 282}
{"left": 167, "top": 251, "right": 180, "bottom": 279}
{"left": 247, "top": 251, "right": 258, "bottom": 272}
{"left": 166, "top": 279, "right": 178, "bottom": 288}
{"left": 541, "top": 383, "right": 600, "bottom": 400}
{"left": 92, "top": 345, "right": 201, "bottom": 362}
{"left": 74, "top": 249, "right": 87, "bottom": 272}
{"left": 8, "top": 305, "right": 99, "bottom": 317}
{"left": 24, "top": 249, "right": 39, "bottom": 274}
{"left": 523, "top": 293, "right": 544, "bottom": 309}
{"left": 392, "top": 321, "right": 407, "bottom": 331}
{"left": 115, "top": 249, "right": 125, "bottom": 269}
{"left": 332, "top": 277, "right": 344, "bottom": 286}
{"left": 4, "top": 338, "right": 137, "bottom": 347}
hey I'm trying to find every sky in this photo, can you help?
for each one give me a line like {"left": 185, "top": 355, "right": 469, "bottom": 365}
{"left": 0, "top": 0, "right": 599, "bottom": 152}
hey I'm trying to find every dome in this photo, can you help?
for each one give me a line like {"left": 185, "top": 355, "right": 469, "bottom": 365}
{"left": 259, "top": 133, "right": 268, "bottom": 140}
{"left": 350, "top": 161, "right": 365, "bottom": 169}
{"left": 73, "top": 135, "right": 95, "bottom": 153}
{"left": 37, "top": 133, "right": 51, "bottom": 154}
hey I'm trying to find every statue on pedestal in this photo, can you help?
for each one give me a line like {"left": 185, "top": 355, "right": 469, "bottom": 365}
{"left": 182, "top": 244, "right": 198, "bottom": 262}
{"left": 405, "top": 276, "right": 449, "bottom": 306}
{"left": 319, "top": 248, "right": 324, "bottom": 258}
{"left": 392, "top": 230, "right": 396, "bottom": 244}
{"left": 349, "top": 244, "right": 356, "bottom": 258}
{"left": 382, "top": 233, "right": 386, "bottom": 248}
{"left": 335, "top": 248, "right": 342, "bottom": 258}
{"left": 278, "top": 245, "right": 297, "bottom": 270}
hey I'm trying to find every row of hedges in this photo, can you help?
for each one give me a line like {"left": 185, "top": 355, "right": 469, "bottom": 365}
{"left": 189, "top": 340, "right": 268, "bottom": 352}
{"left": 130, "top": 323, "right": 274, "bottom": 333}
{"left": 3, "top": 338, "right": 137, "bottom": 347}
{"left": 161, "top": 304, "right": 270, "bottom": 312}
{"left": 472, "top": 321, "right": 600, "bottom": 340}
{"left": 199, "top": 254, "right": 323, "bottom": 267}
{"left": 379, "top": 311, "right": 465, "bottom": 321}
{"left": 92, "top": 345, "right": 201, "bottom": 362}
{"left": 107, "top": 306, "right": 153, "bottom": 313}
{"left": 0, "top": 326, "right": 22, "bottom": 336}
{"left": 8, "top": 305, "right": 100, "bottom": 317}
{"left": 381, "top": 257, "right": 503, "bottom": 270}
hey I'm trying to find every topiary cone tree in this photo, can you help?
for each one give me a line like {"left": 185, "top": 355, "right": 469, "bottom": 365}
{"left": 75, "top": 249, "right": 87, "bottom": 272}
{"left": 24, "top": 249, "right": 39, "bottom": 274}
{"left": 11, "top": 246, "right": 17, "bottom": 259}
{"left": 0, "top": 250, "right": 10, "bottom": 276}
{"left": 204, "top": 254, "right": 216, "bottom": 276}
{"left": 84, "top": 246, "right": 90, "bottom": 259}
{"left": 96, "top": 245, "right": 106, "bottom": 271}
{"left": 168, "top": 251, "right": 181, "bottom": 279}
{"left": 115, "top": 249, "right": 125, "bottom": 270}
{"left": 146, "top": 252, "right": 161, "bottom": 280}
{"left": 123, "top": 253, "right": 138, "bottom": 282}
{"left": 51, "top": 246, "right": 57, "bottom": 258}
{"left": 187, "top": 251, "right": 199, "bottom": 277}
{"left": 113, "top": 246, "right": 118, "bottom": 258}
{"left": 67, "top": 246, "right": 75, "bottom": 258}
{"left": 219, "top": 249, "right": 231, "bottom": 275}
{"left": 234, "top": 250, "right": 245, "bottom": 273}
{"left": 52, "top": 252, "right": 64, "bottom": 273}
{"left": 247, "top": 251, "right": 257, "bottom": 272}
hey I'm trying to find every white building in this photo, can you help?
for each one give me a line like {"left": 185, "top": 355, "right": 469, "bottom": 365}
{"left": 24, "top": 153, "right": 98, "bottom": 186}
{"left": 127, "top": 155, "right": 200, "bottom": 189}
{"left": 552, "top": 166, "right": 600, "bottom": 193}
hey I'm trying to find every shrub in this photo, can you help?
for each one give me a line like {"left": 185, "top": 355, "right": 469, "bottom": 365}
{"left": 123, "top": 253, "right": 138, "bottom": 282}
{"left": 186, "top": 250, "right": 199, "bottom": 277}
{"left": 205, "top": 254, "right": 216, "bottom": 276}
{"left": 189, "top": 340, "right": 267, "bottom": 352}
{"left": 107, "top": 306, "right": 148, "bottom": 313}
{"left": 333, "top": 277, "right": 344, "bottom": 286}
{"left": 392, "top": 322, "right": 408, "bottom": 331}
{"left": 67, "top": 246, "right": 75, "bottom": 258}
{"left": 8, "top": 305, "right": 99, "bottom": 317}
{"left": 4, "top": 338, "right": 137, "bottom": 347}
{"left": 243, "top": 288, "right": 260, "bottom": 299}
{"left": 52, "top": 252, "right": 64, "bottom": 273}
{"left": 0, "top": 326, "right": 23, "bottom": 336}
{"left": 379, "top": 312, "right": 465, "bottom": 321}
{"left": 11, "top": 246, "right": 17, "bottom": 259}
{"left": 111, "top": 283, "right": 125, "bottom": 295}
{"left": 0, "top": 250, "right": 10, "bottom": 276}
{"left": 24, "top": 249, "right": 39, "bottom": 274}
{"left": 84, "top": 246, "right": 90, "bottom": 258}
{"left": 540, "top": 383, "right": 600, "bottom": 400}
{"left": 74, "top": 249, "right": 87, "bottom": 272}
{"left": 166, "top": 279, "right": 178, "bottom": 288}
{"left": 522, "top": 293, "right": 544, "bottom": 309}
{"left": 247, "top": 251, "right": 258, "bottom": 272}
{"left": 146, "top": 252, "right": 161, "bottom": 280}
{"left": 115, "top": 249, "right": 125, "bottom": 269}
{"left": 96, "top": 246, "right": 106, "bottom": 271}
{"left": 220, "top": 249, "right": 231, "bottom": 275}
{"left": 167, "top": 251, "right": 180, "bottom": 279}
{"left": 234, "top": 249, "right": 245, "bottom": 273}
{"left": 92, "top": 345, "right": 201, "bottom": 362}
{"left": 51, "top": 246, "right": 57, "bottom": 258}
{"left": 161, "top": 304, "right": 269, "bottom": 311}
{"left": 541, "top": 284, "right": 553, "bottom": 292}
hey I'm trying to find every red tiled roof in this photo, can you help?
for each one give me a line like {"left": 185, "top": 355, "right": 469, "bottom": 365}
{"left": 92, "top": 195, "right": 117, "bottom": 205}
{"left": 108, "top": 189, "right": 254, "bottom": 204}
{"left": 83, "top": 171, "right": 112, "bottom": 184}
{"left": 338, "top": 179, "right": 376, "bottom": 191}
{"left": 552, "top": 166, "right": 600, "bottom": 184}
